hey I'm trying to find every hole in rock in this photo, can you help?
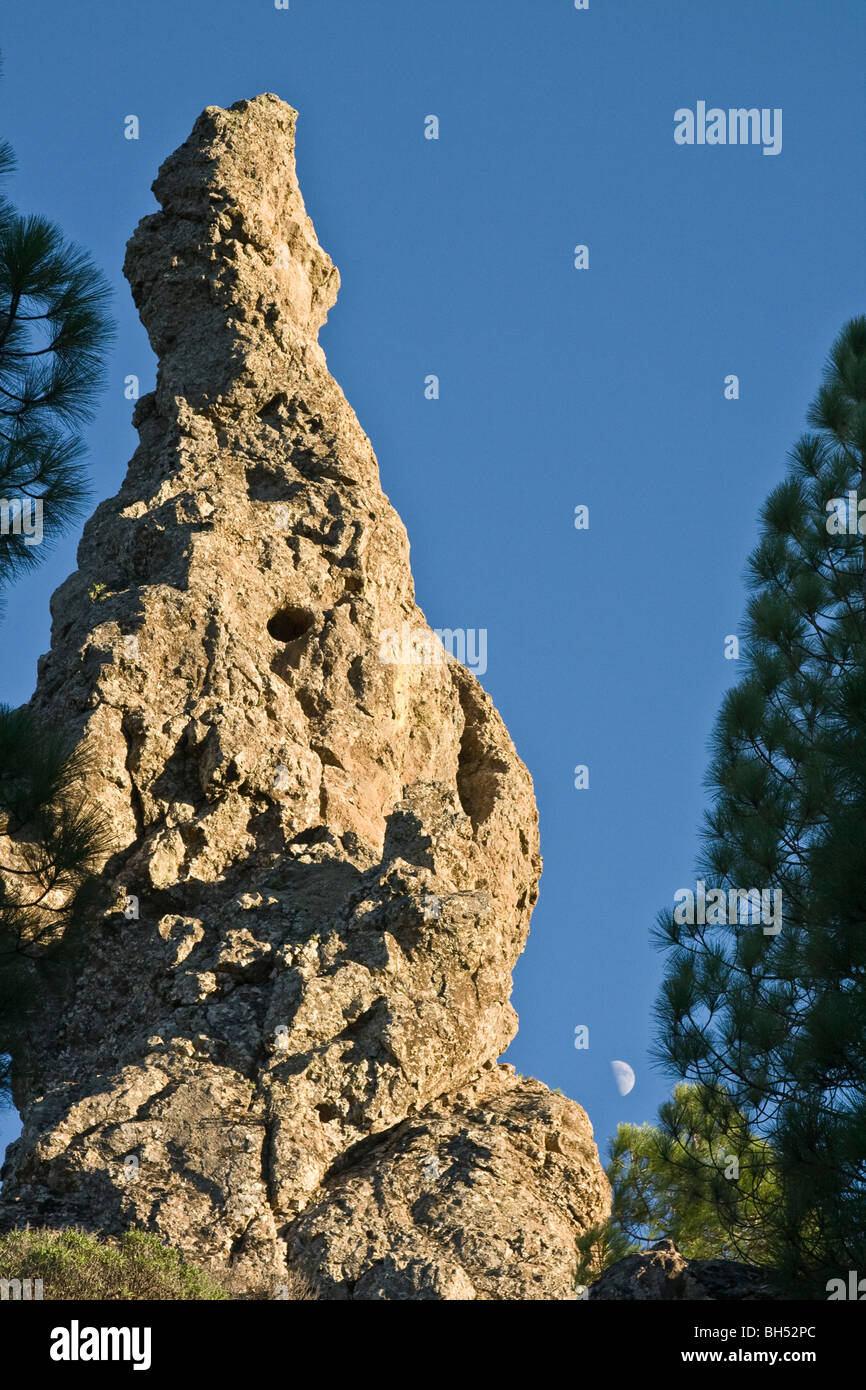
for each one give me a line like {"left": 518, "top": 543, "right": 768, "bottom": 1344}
{"left": 267, "top": 606, "right": 315, "bottom": 643}
{"left": 291, "top": 825, "right": 331, "bottom": 848}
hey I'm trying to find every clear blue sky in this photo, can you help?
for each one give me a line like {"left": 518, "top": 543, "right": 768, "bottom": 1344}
{"left": 1, "top": 0, "right": 863, "bottom": 1167}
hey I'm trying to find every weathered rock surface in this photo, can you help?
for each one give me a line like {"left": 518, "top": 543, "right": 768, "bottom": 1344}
{"left": 586, "top": 1240, "right": 778, "bottom": 1301}
{"left": 0, "top": 95, "right": 609, "bottom": 1299}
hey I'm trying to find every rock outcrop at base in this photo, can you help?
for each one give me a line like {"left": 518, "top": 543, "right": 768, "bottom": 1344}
{"left": 586, "top": 1240, "right": 778, "bottom": 1301}
{"left": 0, "top": 95, "right": 609, "bottom": 1299}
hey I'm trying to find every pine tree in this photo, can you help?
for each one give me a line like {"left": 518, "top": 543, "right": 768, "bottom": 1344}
{"left": 653, "top": 317, "right": 866, "bottom": 1295}
{"left": 0, "top": 131, "right": 111, "bottom": 607}
{"left": 0, "top": 706, "right": 111, "bottom": 1100}
{"left": 0, "top": 94, "right": 113, "bottom": 1104}
{"left": 575, "top": 1083, "right": 779, "bottom": 1286}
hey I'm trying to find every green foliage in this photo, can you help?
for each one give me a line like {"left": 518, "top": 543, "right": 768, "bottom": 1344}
{"left": 0, "top": 1227, "right": 319, "bottom": 1300}
{"left": 0, "top": 64, "right": 113, "bottom": 1104}
{"left": 0, "top": 704, "right": 113, "bottom": 1100}
{"left": 576, "top": 1083, "right": 780, "bottom": 1285}
{"left": 0, "top": 1228, "right": 231, "bottom": 1300}
{"left": 651, "top": 317, "right": 866, "bottom": 1295}
{"left": 0, "top": 117, "right": 112, "bottom": 613}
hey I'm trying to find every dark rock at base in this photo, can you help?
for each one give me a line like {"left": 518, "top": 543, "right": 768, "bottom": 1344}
{"left": 586, "top": 1239, "right": 778, "bottom": 1300}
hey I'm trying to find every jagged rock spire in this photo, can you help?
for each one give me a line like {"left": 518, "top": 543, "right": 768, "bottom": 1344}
{"left": 0, "top": 96, "right": 608, "bottom": 1299}
{"left": 125, "top": 96, "right": 339, "bottom": 409}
